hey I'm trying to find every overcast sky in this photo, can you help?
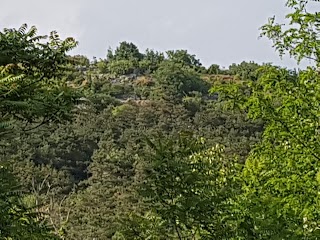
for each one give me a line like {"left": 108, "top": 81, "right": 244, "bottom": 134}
{"left": 1, "top": 0, "right": 314, "bottom": 68}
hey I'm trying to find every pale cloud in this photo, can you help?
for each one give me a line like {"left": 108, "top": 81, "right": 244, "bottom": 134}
{"left": 1, "top": 0, "right": 85, "bottom": 42}
{"left": 1, "top": 0, "right": 312, "bottom": 69}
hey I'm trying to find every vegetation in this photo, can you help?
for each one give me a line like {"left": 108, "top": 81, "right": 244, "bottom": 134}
{"left": 0, "top": 24, "right": 77, "bottom": 239}
{"left": 1, "top": 0, "right": 319, "bottom": 239}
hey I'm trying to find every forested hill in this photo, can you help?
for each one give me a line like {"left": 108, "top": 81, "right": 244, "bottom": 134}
{"left": 1, "top": 0, "right": 320, "bottom": 239}
{"left": 0, "top": 36, "right": 264, "bottom": 238}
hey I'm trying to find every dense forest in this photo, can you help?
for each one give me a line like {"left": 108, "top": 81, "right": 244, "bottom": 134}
{"left": 1, "top": 0, "right": 320, "bottom": 239}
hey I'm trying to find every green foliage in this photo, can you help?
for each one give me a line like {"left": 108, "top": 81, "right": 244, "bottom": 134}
{"left": 153, "top": 61, "right": 209, "bottom": 102}
{"left": 112, "top": 104, "right": 137, "bottom": 117}
{"left": 211, "top": 1, "right": 320, "bottom": 238}
{"left": 138, "top": 134, "right": 241, "bottom": 239}
{"left": 207, "top": 64, "right": 221, "bottom": 74}
{"left": 69, "top": 55, "right": 90, "bottom": 67}
{"left": 139, "top": 49, "right": 165, "bottom": 73}
{"left": 0, "top": 24, "right": 77, "bottom": 74}
{"left": 5, "top": 1, "right": 318, "bottom": 237}
{"left": 182, "top": 93, "right": 203, "bottom": 115}
{"left": 108, "top": 42, "right": 143, "bottom": 62}
{"left": 0, "top": 166, "right": 58, "bottom": 240}
{"left": 0, "top": 24, "right": 79, "bottom": 137}
{"left": 228, "top": 61, "right": 261, "bottom": 80}
{"left": 66, "top": 140, "right": 142, "bottom": 239}
{"left": 104, "top": 42, "right": 144, "bottom": 76}
{"left": 108, "top": 59, "right": 137, "bottom": 75}
{"left": 96, "top": 59, "right": 109, "bottom": 73}
{"left": 116, "top": 211, "right": 175, "bottom": 239}
{"left": 238, "top": 65, "right": 320, "bottom": 239}
{"left": 0, "top": 24, "right": 79, "bottom": 239}
{"left": 260, "top": 0, "right": 320, "bottom": 63}
{"left": 166, "top": 50, "right": 202, "bottom": 69}
{"left": 106, "top": 44, "right": 165, "bottom": 75}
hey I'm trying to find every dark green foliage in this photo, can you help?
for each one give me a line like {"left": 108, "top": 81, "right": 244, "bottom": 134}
{"left": 4, "top": 0, "right": 318, "bottom": 237}
{"left": 96, "top": 59, "right": 109, "bottom": 73}
{"left": 228, "top": 61, "right": 261, "bottom": 80}
{"left": 166, "top": 50, "right": 202, "bottom": 69}
{"left": 0, "top": 166, "right": 58, "bottom": 240}
{"left": 207, "top": 64, "right": 221, "bottom": 74}
{"left": 3, "top": 69, "right": 262, "bottom": 238}
{"left": 108, "top": 42, "right": 144, "bottom": 62}
{"left": 107, "top": 59, "right": 138, "bottom": 75}
{"left": 0, "top": 33, "right": 264, "bottom": 238}
{"left": 139, "top": 49, "right": 165, "bottom": 73}
{"left": 136, "top": 134, "right": 240, "bottom": 239}
{"left": 104, "top": 42, "right": 143, "bottom": 76}
{"left": 69, "top": 55, "right": 90, "bottom": 68}
{"left": 0, "top": 23, "right": 79, "bottom": 239}
{"left": 0, "top": 24, "right": 79, "bottom": 138}
{"left": 66, "top": 140, "right": 142, "bottom": 239}
{"left": 153, "top": 61, "right": 210, "bottom": 102}
{"left": 0, "top": 24, "right": 76, "bottom": 76}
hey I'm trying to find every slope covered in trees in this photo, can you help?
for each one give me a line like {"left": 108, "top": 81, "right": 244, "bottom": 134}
{"left": 1, "top": 0, "right": 320, "bottom": 239}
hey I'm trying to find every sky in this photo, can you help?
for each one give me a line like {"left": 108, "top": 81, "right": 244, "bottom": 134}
{"left": 0, "top": 0, "right": 315, "bottom": 69}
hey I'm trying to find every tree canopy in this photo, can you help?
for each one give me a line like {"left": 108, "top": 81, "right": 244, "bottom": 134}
{"left": 0, "top": 24, "right": 78, "bottom": 239}
{"left": 2, "top": 0, "right": 320, "bottom": 238}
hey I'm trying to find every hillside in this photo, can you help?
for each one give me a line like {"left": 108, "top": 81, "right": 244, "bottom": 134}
{"left": 1, "top": 1, "right": 320, "bottom": 238}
